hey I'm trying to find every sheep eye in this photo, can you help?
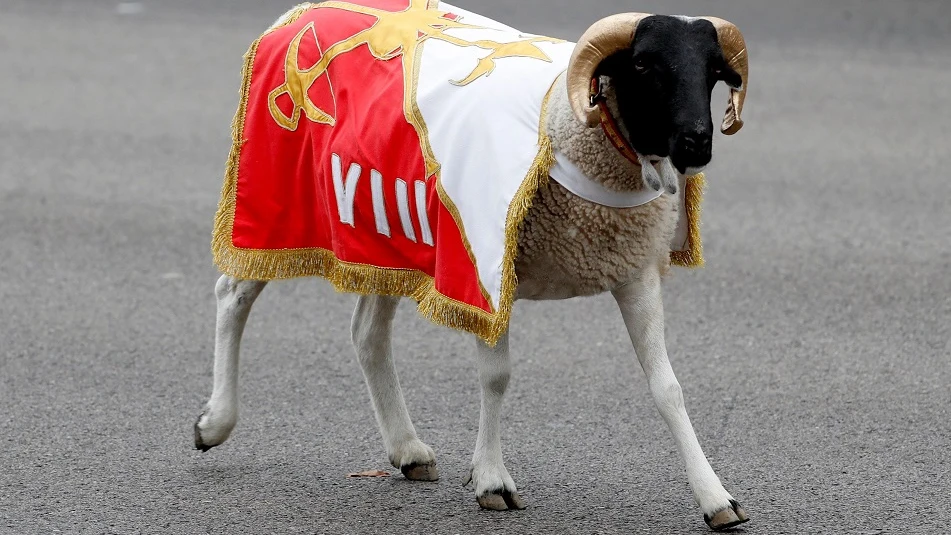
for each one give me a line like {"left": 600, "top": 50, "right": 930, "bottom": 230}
{"left": 633, "top": 59, "right": 650, "bottom": 73}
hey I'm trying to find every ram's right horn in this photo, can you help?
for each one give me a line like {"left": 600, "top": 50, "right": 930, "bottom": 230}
{"left": 566, "top": 13, "right": 652, "bottom": 128}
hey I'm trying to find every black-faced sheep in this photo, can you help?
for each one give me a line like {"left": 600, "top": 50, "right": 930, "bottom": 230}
{"left": 195, "top": 5, "right": 750, "bottom": 531}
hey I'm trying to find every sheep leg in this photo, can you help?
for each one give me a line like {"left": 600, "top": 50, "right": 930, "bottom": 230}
{"left": 467, "top": 330, "right": 525, "bottom": 510}
{"left": 351, "top": 295, "right": 438, "bottom": 481}
{"left": 612, "top": 273, "right": 748, "bottom": 531}
{"left": 194, "top": 275, "right": 267, "bottom": 451}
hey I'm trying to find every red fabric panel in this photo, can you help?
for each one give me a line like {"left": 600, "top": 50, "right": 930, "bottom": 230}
{"left": 231, "top": 1, "right": 491, "bottom": 313}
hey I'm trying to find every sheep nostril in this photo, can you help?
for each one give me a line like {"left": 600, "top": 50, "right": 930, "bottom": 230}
{"left": 679, "top": 133, "right": 710, "bottom": 152}
{"left": 676, "top": 133, "right": 712, "bottom": 161}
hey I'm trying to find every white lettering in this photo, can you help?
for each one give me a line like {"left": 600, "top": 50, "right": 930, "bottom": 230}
{"left": 414, "top": 180, "right": 434, "bottom": 246}
{"left": 370, "top": 170, "right": 391, "bottom": 237}
{"left": 331, "top": 153, "right": 361, "bottom": 227}
{"left": 329, "top": 154, "right": 434, "bottom": 247}
{"left": 395, "top": 179, "right": 417, "bottom": 243}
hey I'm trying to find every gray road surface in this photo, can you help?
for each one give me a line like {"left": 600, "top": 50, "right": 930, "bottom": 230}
{"left": 2, "top": 1, "right": 950, "bottom": 533}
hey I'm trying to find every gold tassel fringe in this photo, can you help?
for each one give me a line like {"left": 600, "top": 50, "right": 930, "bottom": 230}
{"left": 670, "top": 173, "right": 706, "bottom": 268}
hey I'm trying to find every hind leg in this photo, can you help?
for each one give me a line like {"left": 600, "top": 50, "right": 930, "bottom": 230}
{"left": 351, "top": 295, "right": 438, "bottom": 481}
{"left": 194, "top": 275, "right": 267, "bottom": 451}
{"left": 467, "top": 330, "right": 524, "bottom": 510}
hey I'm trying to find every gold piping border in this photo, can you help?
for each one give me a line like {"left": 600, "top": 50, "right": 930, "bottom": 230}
{"left": 408, "top": 0, "right": 441, "bottom": 177}
{"left": 434, "top": 179, "right": 496, "bottom": 312}
{"left": 211, "top": 8, "right": 558, "bottom": 346}
{"left": 670, "top": 173, "right": 706, "bottom": 268}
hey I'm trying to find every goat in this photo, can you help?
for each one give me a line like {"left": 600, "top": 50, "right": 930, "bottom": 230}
{"left": 195, "top": 4, "right": 750, "bottom": 531}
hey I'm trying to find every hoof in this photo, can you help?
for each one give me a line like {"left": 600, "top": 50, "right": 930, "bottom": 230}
{"left": 401, "top": 462, "right": 439, "bottom": 481}
{"left": 194, "top": 415, "right": 214, "bottom": 452}
{"left": 193, "top": 406, "right": 236, "bottom": 451}
{"left": 704, "top": 500, "right": 749, "bottom": 531}
{"left": 477, "top": 490, "right": 526, "bottom": 511}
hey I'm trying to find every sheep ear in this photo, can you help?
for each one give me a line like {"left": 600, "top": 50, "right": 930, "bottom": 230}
{"left": 719, "top": 65, "right": 743, "bottom": 92}
{"left": 700, "top": 17, "right": 748, "bottom": 135}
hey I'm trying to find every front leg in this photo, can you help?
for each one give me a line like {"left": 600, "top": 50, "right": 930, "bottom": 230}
{"left": 467, "top": 331, "right": 525, "bottom": 511}
{"left": 612, "top": 271, "right": 748, "bottom": 531}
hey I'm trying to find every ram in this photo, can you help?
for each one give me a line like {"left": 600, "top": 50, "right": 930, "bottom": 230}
{"left": 195, "top": 1, "right": 750, "bottom": 530}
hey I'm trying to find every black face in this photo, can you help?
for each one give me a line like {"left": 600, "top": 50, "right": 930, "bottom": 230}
{"left": 598, "top": 16, "right": 743, "bottom": 174}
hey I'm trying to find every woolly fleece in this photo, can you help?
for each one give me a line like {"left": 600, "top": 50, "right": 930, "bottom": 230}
{"left": 514, "top": 74, "right": 680, "bottom": 301}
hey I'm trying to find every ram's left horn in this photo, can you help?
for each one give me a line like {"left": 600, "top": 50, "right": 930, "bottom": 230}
{"left": 700, "top": 17, "right": 749, "bottom": 135}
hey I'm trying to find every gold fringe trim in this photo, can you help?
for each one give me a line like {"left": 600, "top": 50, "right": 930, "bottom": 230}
{"left": 670, "top": 173, "right": 706, "bottom": 268}
{"left": 479, "top": 86, "right": 556, "bottom": 342}
{"left": 211, "top": 14, "right": 558, "bottom": 346}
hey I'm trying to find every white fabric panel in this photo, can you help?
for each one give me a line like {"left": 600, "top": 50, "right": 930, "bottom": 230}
{"left": 418, "top": 3, "right": 576, "bottom": 309}
{"left": 437, "top": 3, "right": 521, "bottom": 33}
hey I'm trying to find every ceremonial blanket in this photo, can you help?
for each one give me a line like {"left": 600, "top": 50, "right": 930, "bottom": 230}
{"left": 212, "top": 0, "right": 704, "bottom": 345}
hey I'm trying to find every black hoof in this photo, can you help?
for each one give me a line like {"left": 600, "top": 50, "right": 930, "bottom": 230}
{"left": 400, "top": 462, "right": 439, "bottom": 481}
{"left": 194, "top": 416, "right": 213, "bottom": 452}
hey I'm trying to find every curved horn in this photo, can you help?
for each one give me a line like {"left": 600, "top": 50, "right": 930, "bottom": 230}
{"left": 566, "top": 13, "right": 652, "bottom": 128}
{"left": 700, "top": 17, "right": 749, "bottom": 135}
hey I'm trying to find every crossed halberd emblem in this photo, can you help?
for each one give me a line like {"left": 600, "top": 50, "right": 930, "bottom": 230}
{"left": 266, "top": 0, "right": 563, "bottom": 173}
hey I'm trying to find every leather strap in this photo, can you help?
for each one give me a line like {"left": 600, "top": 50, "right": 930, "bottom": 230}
{"left": 590, "top": 78, "right": 641, "bottom": 167}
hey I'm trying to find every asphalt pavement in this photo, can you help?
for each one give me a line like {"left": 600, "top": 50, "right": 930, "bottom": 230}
{"left": 1, "top": 1, "right": 949, "bottom": 534}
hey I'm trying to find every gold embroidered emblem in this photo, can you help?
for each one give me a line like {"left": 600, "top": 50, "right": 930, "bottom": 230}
{"left": 266, "top": 0, "right": 564, "bottom": 175}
